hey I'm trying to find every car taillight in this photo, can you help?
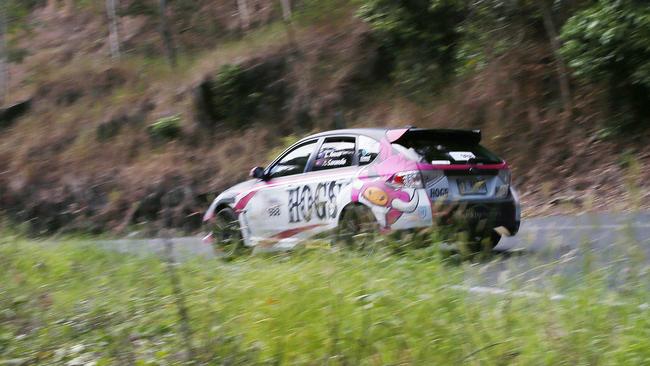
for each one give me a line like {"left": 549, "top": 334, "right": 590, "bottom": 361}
{"left": 496, "top": 169, "right": 511, "bottom": 198}
{"left": 387, "top": 171, "right": 424, "bottom": 189}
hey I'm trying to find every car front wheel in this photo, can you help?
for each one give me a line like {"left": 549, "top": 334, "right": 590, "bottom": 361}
{"left": 211, "top": 207, "right": 249, "bottom": 258}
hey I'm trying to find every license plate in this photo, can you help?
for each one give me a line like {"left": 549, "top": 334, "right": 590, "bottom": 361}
{"left": 458, "top": 178, "right": 487, "bottom": 195}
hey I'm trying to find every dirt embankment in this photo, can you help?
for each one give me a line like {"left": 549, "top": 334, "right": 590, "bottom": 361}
{"left": 0, "top": 2, "right": 648, "bottom": 235}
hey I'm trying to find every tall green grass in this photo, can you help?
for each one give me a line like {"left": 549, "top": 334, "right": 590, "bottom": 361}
{"left": 1, "top": 234, "right": 649, "bottom": 365}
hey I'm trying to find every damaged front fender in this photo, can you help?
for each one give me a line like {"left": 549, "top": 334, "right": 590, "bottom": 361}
{"left": 203, "top": 178, "right": 259, "bottom": 222}
{"left": 203, "top": 196, "right": 235, "bottom": 222}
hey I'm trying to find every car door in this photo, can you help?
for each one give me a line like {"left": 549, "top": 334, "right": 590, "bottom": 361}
{"left": 300, "top": 136, "right": 359, "bottom": 231}
{"left": 240, "top": 139, "right": 320, "bottom": 247}
{"left": 241, "top": 136, "right": 359, "bottom": 249}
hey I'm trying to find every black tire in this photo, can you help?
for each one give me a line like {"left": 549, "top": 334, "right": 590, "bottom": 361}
{"left": 336, "top": 205, "right": 379, "bottom": 250}
{"left": 467, "top": 230, "right": 501, "bottom": 253}
{"left": 211, "top": 207, "right": 249, "bottom": 258}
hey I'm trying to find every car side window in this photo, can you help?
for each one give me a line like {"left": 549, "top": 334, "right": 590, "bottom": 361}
{"left": 357, "top": 135, "right": 380, "bottom": 166}
{"left": 268, "top": 140, "right": 318, "bottom": 179}
{"left": 311, "top": 137, "right": 356, "bottom": 171}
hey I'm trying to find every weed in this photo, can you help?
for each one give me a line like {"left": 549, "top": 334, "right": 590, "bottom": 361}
{"left": 148, "top": 115, "right": 183, "bottom": 141}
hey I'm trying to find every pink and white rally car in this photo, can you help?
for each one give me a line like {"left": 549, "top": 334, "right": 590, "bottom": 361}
{"left": 203, "top": 128, "right": 520, "bottom": 252}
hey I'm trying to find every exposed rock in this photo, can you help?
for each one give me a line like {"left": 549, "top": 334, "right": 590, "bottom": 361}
{"left": 0, "top": 100, "right": 32, "bottom": 129}
{"left": 90, "top": 67, "right": 128, "bottom": 97}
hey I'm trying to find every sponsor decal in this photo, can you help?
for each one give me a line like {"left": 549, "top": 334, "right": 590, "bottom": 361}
{"left": 314, "top": 149, "right": 354, "bottom": 169}
{"left": 320, "top": 150, "right": 349, "bottom": 158}
{"left": 267, "top": 205, "right": 281, "bottom": 217}
{"left": 449, "top": 151, "right": 476, "bottom": 161}
{"left": 418, "top": 206, "right": 429, "bottom": 220}
{"left": 425, "top": 175, "right": 448, "bottom": 200}
{"left": 266, "top": 198, "right": 281, "bottom": 217}
{"left": 288, "top": 181, "right": 343, "bottom": 223}
{"left": 429, "top": 187, "right": 449, "bottom": 198}
{"left": 322, "top": 158, "right": 348, "bottom": 167}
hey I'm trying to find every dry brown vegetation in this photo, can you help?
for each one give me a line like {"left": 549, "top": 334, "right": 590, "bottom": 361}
{"left": 0, "top": 0, "right": 648, "bottom": 235}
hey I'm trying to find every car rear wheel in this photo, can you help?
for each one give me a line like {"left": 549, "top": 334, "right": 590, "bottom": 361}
{"left": 467, "top": 230, "right": 501, "bottom": 253}
{"left": 212, "top": 207, "right": 249, "bottom": 258}
{"left": 336, "top": 205, "right": 380, "bottom": 250}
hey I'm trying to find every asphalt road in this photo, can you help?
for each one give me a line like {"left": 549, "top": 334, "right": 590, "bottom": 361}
{"left": 96, "top": 211, "right": 650, "bottom": 291}
{"left": 471, "top": 211, "right": 650, "bottom": 291}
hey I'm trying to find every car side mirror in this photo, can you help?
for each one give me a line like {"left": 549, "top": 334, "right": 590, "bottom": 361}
{"left": 250, "top": 166, "right": 267, "bottom": 180}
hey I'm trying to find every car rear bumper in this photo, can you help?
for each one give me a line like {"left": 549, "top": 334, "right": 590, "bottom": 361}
{"left": 434, "top": 198, "right": 520, "bottom": 236}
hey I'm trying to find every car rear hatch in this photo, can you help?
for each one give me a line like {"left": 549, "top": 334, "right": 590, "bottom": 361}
{"left": 390, "top": 129, "right": 511, "bottom": 202}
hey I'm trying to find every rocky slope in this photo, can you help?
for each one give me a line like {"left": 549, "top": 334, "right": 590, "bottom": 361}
{"left": 0, "top": 1, "right": 648, "bottom": 235}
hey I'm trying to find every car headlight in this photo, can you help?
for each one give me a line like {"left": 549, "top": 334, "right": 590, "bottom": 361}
{"left": 495, "top": 169, "right": 511, "bottom": 198}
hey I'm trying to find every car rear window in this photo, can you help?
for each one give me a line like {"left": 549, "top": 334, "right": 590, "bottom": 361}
{"left": 393, "top": 139, "right": 502, "bottom": 164}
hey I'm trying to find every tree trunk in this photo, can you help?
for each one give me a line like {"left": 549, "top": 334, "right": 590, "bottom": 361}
{"left": 63, "top": 0, "right": 74, "bottom": 15}
{"left": 159, "top": 0, "right": 177, "bottom": 68}
{"left": 237, "top": 0, "right": 251, "bottom": 32}
{"left": 539, "top": 0, "right": 573, "bottom": 120}
{"left": 279, "top": 0, "right": 297, "bottom": 48}
{"left": 106, "top": 0, "right": 121, "bottom": 60}
{"left": 46, "top": 0, "right": 57, "bottom": 13}
{"left": 0, "top": 0, "right": 8, "bottom": 105}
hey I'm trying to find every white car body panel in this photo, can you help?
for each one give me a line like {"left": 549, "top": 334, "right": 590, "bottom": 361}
{"left": 203, "top": 128, "right": 521, "bottom": 250}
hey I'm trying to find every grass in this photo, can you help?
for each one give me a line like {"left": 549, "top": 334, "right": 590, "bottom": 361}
{"left": 1, "top": 233, "right": 650, "bottom": 365}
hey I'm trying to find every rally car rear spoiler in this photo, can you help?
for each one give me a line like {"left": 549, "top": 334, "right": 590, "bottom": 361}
{"left": 387, "top": 128, "right": 482, "bottom": 146}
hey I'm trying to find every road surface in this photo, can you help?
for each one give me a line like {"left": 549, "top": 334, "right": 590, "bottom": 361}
{"left": 95, "top": 211, "right": 650, "bottom": 291}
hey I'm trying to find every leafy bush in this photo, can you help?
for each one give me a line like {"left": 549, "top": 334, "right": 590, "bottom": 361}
{"left": 358, "top": 0, "right": 467, "bottom": 96}
{"left": 210, "top": 64, "right": 262, "bottom": 129}
{"left": 5, "top": 0, "right": 46, "bottom": 29}
{"left": 561, "top": 0, "right": 650, "bottom": 129}
{"left": 207, "top": 60, "right": 287, "bottom": 130}
{"left": 7, "top": 47, "right": 29, "bottom": 64}
{"left": 148, "top": 115, "right": 182, "bottom": 140}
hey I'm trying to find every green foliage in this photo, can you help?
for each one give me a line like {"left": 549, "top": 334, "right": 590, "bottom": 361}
{"left": 295, "top": 0, "right": 356, "bottom": 24}
{"left": 358, "top": 0, "right": 467, "bottom": 96}
{"left": 208, "top": 61, "right": 287, "bottom": 129}
{"left": 120, "top": 0, "right": 158, "bottom": 17}
{"left": 148, "top": 115, "right": 182, "bottom": 140}
{"left": 120, "top": 0, "right": 225, "bottom": 49}
{"left": 5, "top": 0, "right": 46, "bottom": 29}
{"left": 211, "top": 64, "right": 262, "bottom": 129}
{"left": 561, "top": 0, "right": 650, "bottom": 128}
{"left": 6, "top": 47, "right": 29, "bottom": 64}
{"left": 1, "top": 236, "right": 650, "bottom": 364}
{"left": 454, "top": 0, "right": 542, "bottom": 76}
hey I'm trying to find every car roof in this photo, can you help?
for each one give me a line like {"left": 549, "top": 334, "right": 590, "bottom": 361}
{"left": 300, "top": 128, "right": 389, "bottom": 142}
{"left": 298, "top": 127, "right": 480, "bottom": 143}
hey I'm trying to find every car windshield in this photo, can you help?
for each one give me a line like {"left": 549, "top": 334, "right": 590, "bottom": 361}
{"left": 393, "top": 139, "right": 502, "bottom": 165}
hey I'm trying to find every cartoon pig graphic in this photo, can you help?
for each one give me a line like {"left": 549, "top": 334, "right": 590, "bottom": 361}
{"left": 354, "top": 179, "right": 419, "bottom": 228}
{"left": 351, "top": 136, "right": 422, "bottom": 229}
